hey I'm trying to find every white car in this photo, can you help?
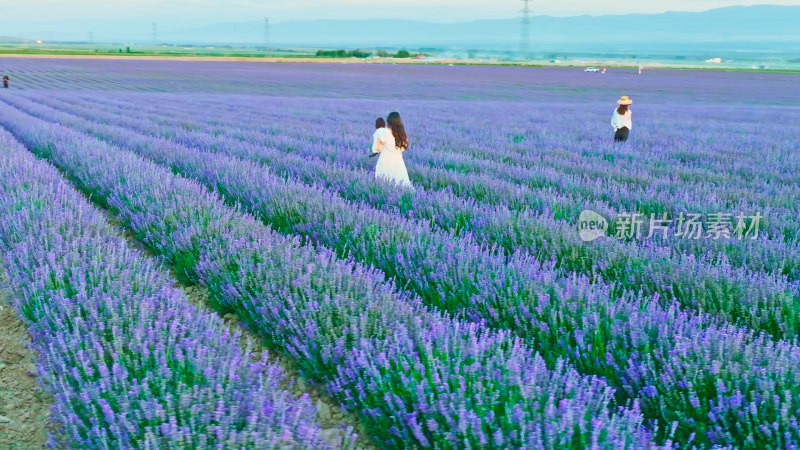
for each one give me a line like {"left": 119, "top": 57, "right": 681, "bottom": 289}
{"left": 584, "top": 66, "right": 600, "bottom": 72}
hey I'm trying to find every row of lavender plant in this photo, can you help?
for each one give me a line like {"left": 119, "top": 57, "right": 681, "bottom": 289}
{"left": 46, "top": 92, "right": 799, "bottom": 267}
{"left": 4, "top": 100, "right": 800, "bottom": 447}
{"left": 71, "top": 91, "right": 799, "bottom": 196}
{"left": 64, "top": 92, "right": 799, "bottom": 242}
{"left": 0, "top": 128, "right": 335, "bottom": 448}
{"left": 7, "top": 56, "right": 800, "bottom": 105}
{"left": 49, "top": 93, "right": 800, "bottom": 284}
{"left": 89, "top": 93, "right": 800, "bottom": 208}
{"left": 0, "top": 101, "right": 656, "bottom": 448}
{"left": 35, "top": 93, "right": 800, "bottom": 286}
{"left": 11, "top": 94, "right": 798, "bottom": 341}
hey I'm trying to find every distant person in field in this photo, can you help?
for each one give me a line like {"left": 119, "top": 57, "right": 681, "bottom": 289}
{"left": 2, "top": 76, "right": 8, "bottom": 89}
{"left": 612, "top": 96, "right": 633, "bottom": 142}
{"left": 372, "top": 112, "right": 412, "bottom": 188}
{"left": 369, "top": 117, "right": 386, "bottom": 158}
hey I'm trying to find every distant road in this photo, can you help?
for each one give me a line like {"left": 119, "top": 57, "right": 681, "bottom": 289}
{"left": 1, "top": 53, "right": 797, "bottom": 73}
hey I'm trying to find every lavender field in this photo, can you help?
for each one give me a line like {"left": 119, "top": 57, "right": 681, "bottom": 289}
{"left": 0, "top": 57, "right": 799, "bottom": 448}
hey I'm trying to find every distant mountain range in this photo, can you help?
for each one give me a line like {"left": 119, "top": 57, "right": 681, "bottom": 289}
{"left": 179, "top": 5, "right": 800, "bottom": 49}
{"left": 0, "top": 36, "right": 33, "bottom": 44}
{"left": 4, "top": 5, "right": 800, "bottom": 54}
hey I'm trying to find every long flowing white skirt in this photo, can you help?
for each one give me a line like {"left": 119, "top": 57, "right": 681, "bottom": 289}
{"left": 375, "top": 147, "right": 412, "bottom": 188}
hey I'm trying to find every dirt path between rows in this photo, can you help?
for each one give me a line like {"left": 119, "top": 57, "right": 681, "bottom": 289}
{"left": 181, "top": 284, "right": 371, "bottom": 448}
{"left": 0, "top": 229, "right": 370, "bottom": 448}
{"left": 100, "top": 198, "right": 373, "bottom": 448}
{"left": 0, "top": 119, "right": 371, "bottom": 446}
{"left": 0, "top": 270, "right": 51, "bottom": 449}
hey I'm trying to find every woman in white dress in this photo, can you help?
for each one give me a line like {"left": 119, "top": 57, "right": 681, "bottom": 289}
{"left": 611, "top": 95, "right": 633, "bottom": 142}
{"left": 372, "top": 111, "right": 413, "bottom": 188}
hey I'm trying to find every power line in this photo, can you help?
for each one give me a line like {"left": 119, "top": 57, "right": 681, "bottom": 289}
{"left": 520, "top": 0, "right": 531, "bottom": 60}
{"left": 264, "top": 17, "right": 270, "bottom": 55}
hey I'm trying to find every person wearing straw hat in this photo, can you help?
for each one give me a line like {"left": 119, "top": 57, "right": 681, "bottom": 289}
{"left": 612, "top": 96, "right": 633, "bottom": 142}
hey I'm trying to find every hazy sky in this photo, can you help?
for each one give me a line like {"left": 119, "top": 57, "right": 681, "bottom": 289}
{"left": 3, "top": 0, "right": 799, "bottom": 24}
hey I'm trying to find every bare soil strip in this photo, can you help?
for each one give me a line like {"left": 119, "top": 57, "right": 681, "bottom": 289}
{"left": 0, "top": 140, "right": 370, "bottom": 447}
{"left": 90, "top": 187, "right": 372, "bottom": 448}
{"left": 1, "top": 53, "right": 770, "bottom": 71}
{"left": 0, "top": 53, "right": 429, "bottom": 64}
{"left": 0, "top": 269, "right": 51, "bottom": 449}
{"left": 181, "top": 283, "right": 371, "bottom": 448}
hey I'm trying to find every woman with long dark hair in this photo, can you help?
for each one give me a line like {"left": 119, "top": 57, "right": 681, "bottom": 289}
{"left": 372, "top": 111, "right": 412, "bottom": 188}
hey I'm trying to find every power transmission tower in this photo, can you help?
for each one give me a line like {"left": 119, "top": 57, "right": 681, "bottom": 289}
{"left": 519, "top": 0, "right": 531, "bottom": 60}
{"left": 264, "top": 18, "right": 270, "bottom": 55}
{"left": 152, "top": 22, "right": 158, "bottom": 45}
{"left": 88, "top": 31, "right": 94, "bottom": 44}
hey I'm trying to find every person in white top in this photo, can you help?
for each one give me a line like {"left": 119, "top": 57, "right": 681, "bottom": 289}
{"left": 369, "top": 117, "right": 386, "bottom": 158}
{"left": 611, "top": 95, "right": 633, "bottom": 142}
{"left": 372, "top": 111, "right": 413, "bottom": 189}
